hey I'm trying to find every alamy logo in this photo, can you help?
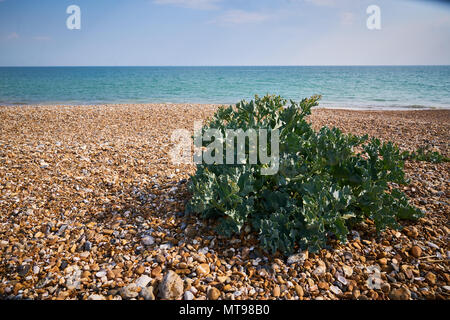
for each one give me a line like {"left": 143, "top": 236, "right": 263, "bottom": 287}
{"left": 170, "top": 121, "right": 280, "bottom": 175}
{"left": 366, "top": 5, "right": 381, "bottom": 30}
{"left": 66, "top": 5, "right": 81, "bottom": 30}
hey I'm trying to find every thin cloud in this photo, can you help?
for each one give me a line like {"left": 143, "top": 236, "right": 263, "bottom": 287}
{"left": 153, "top": 0, "right": 221, "bottom": 10}
{"left": 210, "top": 10, "right": 271, "bottom": 25}
{"left": 33, "top": 36, "right": 51, "bottom": 41}
{"left": 6, "top": 32, "right": 19, "bottom": 40}
{"left": 340, "top": 12, "right": 355, "bottom": 25}
{"left": 304, "top": 0, "right": 336, "bottom": 7}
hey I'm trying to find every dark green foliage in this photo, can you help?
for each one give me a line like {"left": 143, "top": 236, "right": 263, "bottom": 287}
{"left": 401, "top": 147, "right": 449, "bottom": 163}
{"left": 186, "top": 95, "right": 423, "bottom": 255}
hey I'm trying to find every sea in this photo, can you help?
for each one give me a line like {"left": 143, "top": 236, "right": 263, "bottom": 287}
{"left": 0, "top": 66, "right": 449, "bottom": 110}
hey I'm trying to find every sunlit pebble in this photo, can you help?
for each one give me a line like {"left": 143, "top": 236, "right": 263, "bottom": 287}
{"left": 0, "top": 104, "right": 447, "bottom": 301}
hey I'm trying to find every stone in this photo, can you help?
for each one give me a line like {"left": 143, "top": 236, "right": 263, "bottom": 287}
{"left": 88, "top": 294, "right": 106, "bottom": 300}
{"left": 84, "top": 241, "right": 92, "bottom": 251}
{"left": 318, "top": 282, "right": 329, "bottom": 290}
{"left": 336, "top": 275, "right": 348, "bottom": 285}
{"left": 151, "top": 266, "right": 162, "bottom": 278}
{"left": 389, "top": 287, "right": 411, "bottom": 300}
{"left": 343, "top": 252, "right": 353, "bottom": 261}
{"left": 240, "top": 246, "right": 250, "bottom": 257}
{"left": 342, "top": 265, "right": 353, "bottom": 277}
{"left": 405, "top": 227, "right": 418, "bottom": 238}
{"left": 184, "top": 225, "right": 196, "bottom": 237}
{"left": 287, "top": 251, "right": 308, "bottom": 265}
{"left": 411, "top": 246, "right": 422, "bottom": 258}
{"left": 80, "top": 252, "right": 90, "bottom": 259}
{"left": 425, "top": 272, "right": 436, "bottom": 285}
{"left": 32, "top": 266, "right": 40, "bottom": 275}
{"left": 223, "top": 284, "right": 232, "bottom": 292}
{"left": 142, "top": 236, "right": 155, "bottom": 246}
{"left": 184, "top": 291, "right": 195, "bottom": 300}
{"left": 330, "top": 285, "right": 342, "bottom": 295}
{"left": 17, "top": 264, "right": 30, "bottom": 276}
{"left": 107, "top": 269, "right": 116, "bottom": 280}
{"left": 381, "top": 283, "right": 391, "bottom": 294}
{"left": 140, "top": 287, "right": 155, "bottom": 300}
{"left": 135, "top": 265, "right": 145, "bottom": 275}
{"left": 135, "top": 275, "right": 152, "bottom": 288}
{"left": 295, "top": 284, "right": 304, "bottom": 297}
{"left": 313, "top": 260, "right": 326, "bottom": 275}
{"left": 95, "top": 270, "right": 106, "bottom": 278}
{"left": 207, "top": 287, "right": 221, "bottom": 300}
{"left": 196, "top": 263, "right": 210, "bottom": 277}
{"left": 120, "top": 284, "right": 139, "bottom": 299}
{"left": 273, "top": 286, "right": 281, "bottom": 297}
{"left": 159, "top": 270, "right": 184, "bottom": 300}
{"left": 2, "top": 103, "right": 447, "bottom": 302}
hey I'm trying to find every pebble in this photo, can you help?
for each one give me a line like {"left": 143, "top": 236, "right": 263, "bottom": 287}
{"left": 427, "top": 241, "right": 439, "bottom": 250}
{"left": 32, "top": 266, "right": 40, "bottom": 275}
{"left": 330, "top": 285, "right": 342, "bottom": 295}
{"left": 88, "top": 294, "right": 106, "bottom": 300}
{"left": 135, "top": 265, "right": 145, "bottom": 275}
{"left": 313, "top": 261, "right": 326, "bottom": 275}
{"left": 135, "top": 275, "right": 152, "bottom": 288}
{"left": 336, "top": 275, "right": 348, "bottom": 286}
{"left": 295, "top": 285, "right": 304, "bottom": 297}
{"left": 0, "top": 105, "right": 447, "bottom": 301}
{"left": 287, "top": 251, "right": 308, "bottom": 265}
{"left": 389, "top": 287, "right": 411, "bottom": 300}
{"left": 207, "top": 287, "right": 221, "bottom": 300}
{"left": 411, "top": 246, "right": 422, "bottom": 258}
{"left": 318, "top": 282, "right": 330, "bottom": 290}
{"left": 142, "top": 236, "right": 155, "bottom": 246}
{"left": 140, "top": 287, "right": 155, "bottom": 300}
{"left": 121, "top": 284, "right": 139, "bottom": 299}
{"left": 151, "top": 266, "right": 162, "bottom": 278}
{"left": 159, "top": 271, "right": 183, "bottom": 300}
{"left": 381, "top": 283, "right": 391, "bottom": 294}
{"left": 84, "top": 241, "right": 92, "bottom": 251}
{"left": 18, "top": 265, "right": 30, "bottom": 276}
{"left": 184, "top": 291, "right": 195, "bottom": 300}
{"left": 273, "top": 286, "right": 281, "bottom": 298}
{"left": 342, "top": 265, "right": 353, "bottom": 277}
{"left": 196, "top": 264, "right": 210, "bottom": 277}
{"left": 425, "top": 272, "right": 436, "bottom": 285}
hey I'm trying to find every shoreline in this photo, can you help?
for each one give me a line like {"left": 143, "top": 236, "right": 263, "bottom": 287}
{"left": 0, "top": 103, "right": 448, "bottom": 300}
{"left": 1, "top": 102, "right": 449, "bottom": 111}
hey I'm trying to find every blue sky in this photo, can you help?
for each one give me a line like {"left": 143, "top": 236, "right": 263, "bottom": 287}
{"left": 0, "top": 0, "right": 449, "bottom": 66}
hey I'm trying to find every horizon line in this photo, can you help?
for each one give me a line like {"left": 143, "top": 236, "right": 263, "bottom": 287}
{"left": 1, "top": 64, "right": 450, "bottom": 68}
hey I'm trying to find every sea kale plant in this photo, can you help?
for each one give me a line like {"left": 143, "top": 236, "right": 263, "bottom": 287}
{"left": 186, "top": 95, "right": 423, "bottom": 254}
{"left": 401, "top": 146, "right": 449, "bottom": 164}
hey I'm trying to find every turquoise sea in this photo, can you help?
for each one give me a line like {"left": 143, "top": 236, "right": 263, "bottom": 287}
{"left": 0, "top": 66, "right": 449, "bottom": 109}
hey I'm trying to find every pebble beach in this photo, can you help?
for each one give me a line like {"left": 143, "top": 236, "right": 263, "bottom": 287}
{"left": 0, "top": 104, "right": 449, "bottom": 300}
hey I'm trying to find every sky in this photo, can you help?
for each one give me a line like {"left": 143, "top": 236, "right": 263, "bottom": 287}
{"left": 0, "top": 0, "right": 449, "bottom": 66}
